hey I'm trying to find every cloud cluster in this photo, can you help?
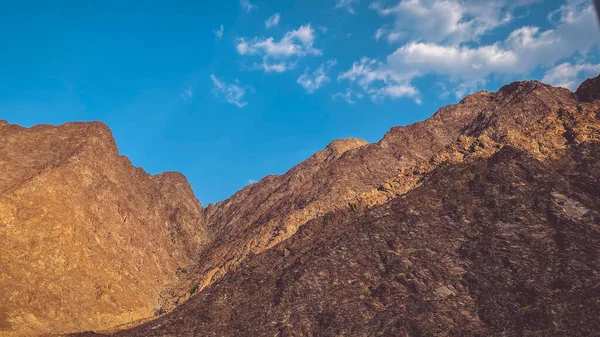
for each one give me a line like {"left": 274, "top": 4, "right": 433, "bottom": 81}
{"left": 210, "top": 74, "right": 249, "bottom": 108}
{"left": 543, "top": 62, "right": 600, "bottom": 90}
{"left": 237, "top": 24, "right": 321, "bottom": 73}
{"left": 297, "top": 60, "right": 338, "bottom": 93}
{"left": 340, "top": 0, "right": 599, "bottom": 102}
{"left": 370, "top": 0, "right": 537, "bottom": 44}
{"left": 338, "top": 57, "right": 420, "bottom": 102}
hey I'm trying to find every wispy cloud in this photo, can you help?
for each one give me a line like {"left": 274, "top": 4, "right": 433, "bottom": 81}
{"left": 248, "top": 179, "right": 258, "bottom": 184}
{"left": 543, "top": 61, "right": 600, "bottom": 90}
{"left": 210, "top": 74, "right": 248, "bottom": 108}
{"left": 256, "top": 57, "right": 293, "bottom": 73}
{"left": 240, "top": 0, "right": 256, "bottom": 12}
{"left": 336, "top": 0, "right": 359, "bottom": 14}
{"left": 297, "top": 59, "right": 337, "bottom": 93}
{"left": 332, "top": 89, "right": 363, "bottom": 104}
{"left": 338, "top": 57, "right": 420, "bottom": 102}
{"left": 237, "top": 24, "right": 321, "bottom": 73}
{"left": 214, "top": 24, "right": 224, "bottom": 40}
{"left": 180, "top": 88, "right": 194, "bottom": 101}
{"left": 265, "top": 13, "right": 280, "bottom": 28}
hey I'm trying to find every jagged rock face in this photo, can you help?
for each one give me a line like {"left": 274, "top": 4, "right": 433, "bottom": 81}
{"left": 6, "top": 75, "right": 600, "bottom": 336}
{"left": 0, "top": 122, "right": 207, "bottom": 336}
{"left": 73, "top": 75, "right": 600, "bottom": 336}
{"left": 156, "top": 79, "right": 583, "bottom": 312}
{"left": 84, "top": 138, "right": 600, "bottom": 337}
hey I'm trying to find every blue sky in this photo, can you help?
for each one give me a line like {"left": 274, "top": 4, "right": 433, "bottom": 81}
{"left": 1, "top": 0, "right": 599, "bottom": 205}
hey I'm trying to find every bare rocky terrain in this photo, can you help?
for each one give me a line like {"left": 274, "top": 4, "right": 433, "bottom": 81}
{"left": 1, "top": 75, "right": 599, "bottom": 336}
{"left": 0, "top": 122, "right": 208, "bottom": 336}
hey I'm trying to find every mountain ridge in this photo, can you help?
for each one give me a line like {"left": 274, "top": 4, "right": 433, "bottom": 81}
{"left": 153, "top": 77, "right": 588, "bottom": 315}
{"left": 1, "top": 74, "right": 599, "bottom": 336}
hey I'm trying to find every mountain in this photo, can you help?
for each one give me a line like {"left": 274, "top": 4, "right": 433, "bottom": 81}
{"left": 0, "top": 122, "right": 208, "bottom": 336}
{"left": 3, "top": 75, "right": 599, "bottom": 336}
{"left": 153, "top": 79, "right": 587, "bottom": 313}
{"left": 74, "top": 75, "right": 600, "bottom": 336}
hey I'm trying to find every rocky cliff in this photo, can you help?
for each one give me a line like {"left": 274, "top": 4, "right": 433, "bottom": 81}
{"left": 0, "top": 122, "right": 208, "bottom": 336}
{"left": 3, "top": 74, "right": 600, "bottom": 337}
{"left": 75, "top": 75, "right": 600, "bottom": 336}
{"left": 155, "top": 79, "right": 588, "bottom": 313}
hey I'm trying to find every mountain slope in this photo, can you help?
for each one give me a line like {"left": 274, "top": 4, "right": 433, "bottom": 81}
{"left": 74, "top": 75, "right": 600, "bottom": 336}
{"left": 157, "top": 80, "right": 582, "bottom": 312}
{"left": 81, "top": 132, "right": 600, "bottom": 337}
{"left": 0, "top": 122, "right": 208, "bottom": 336}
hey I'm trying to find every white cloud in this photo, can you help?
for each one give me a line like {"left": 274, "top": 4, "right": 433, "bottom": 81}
{"left": 386, "top": 42, "right": 518, "bottom": 80}
{"left": 338, "top": 57, "right": 415, "bottom": 89}
{"left": 372, "top": 84, "right": 420, "bottom": 103}
{"left": 543, "top": 62, "right": 600, "bottom": 90}
{"left": 181, "top": 88, "right": 194, "bottom": 101}
{"left": 338, "top": 57, "right": 420, "bottom": 102}
{"left": 265, "top": 13, "right": 280, "bottom": 28}
{"left": 240, "top": 0, "right": 256, "bottom": 12}
{"left": 256, "top": 58, "right": 294, "bottom": 73}
{"left": 214, "top": 25, "right": 224, "bottom": 40}
{"left": 504, "top": 2, "right": 600, "bottom": 71}
{"left": 336, "top": 0, "right": 359, "bottom": 14}
{"left": 297, "top": 59, "right": 337, "bottom": 93}
{"left": 342, "top": 0, "right": 600, "bottom": 99}
{"left": 332, "top": 89, "right": 363, "bottom": 104}
{"left": 237, "top": 25, "right": 320, "bottom": 57}
{"left": 370, "top": 0, "right": 538, "bottom": 45}
{"left": 248, "top": 179, "right": 258, "bottom": 184}
{"left": 237, "top": 24, "right": 321, "bottom": 73}
{"left": 210, "top": 74, "right": 248, "bottom": 108}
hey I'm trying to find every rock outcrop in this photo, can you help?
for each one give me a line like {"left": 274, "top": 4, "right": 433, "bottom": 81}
{"left": 0, "top": 122, "right": 207, "bottom": 336}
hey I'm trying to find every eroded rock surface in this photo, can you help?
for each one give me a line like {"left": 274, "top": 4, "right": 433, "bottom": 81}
{"left": 156, "top": 78, "right": 588, "bottom": 313}
{"left": 0, "top": 122, "right": 207, "bottom": 336}
{"left": 6, "top": 74, "right": 600, "bottom": 336}
{"left": 76, "top": 75, "right": 600, "bottom": 336}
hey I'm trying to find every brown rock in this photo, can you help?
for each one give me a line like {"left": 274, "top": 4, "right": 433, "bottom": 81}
{"left": 6, "top": 74, "right": 600, "bottom": 336}
{"left": 0, "top": 121, "right": 207, "bottom": 336}
{"left": 576, "top": 73, "right": 600, "bottom": 102}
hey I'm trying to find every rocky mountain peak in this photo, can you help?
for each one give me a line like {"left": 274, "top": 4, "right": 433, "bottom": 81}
{"left": 576, "top": 73, "right": 600, "bottom": 102}
{"left": 0, "top": 121, "right": 206, "bottom": 336}
{"left": 323, "top": 138, "right": 368, "bottom": 159}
